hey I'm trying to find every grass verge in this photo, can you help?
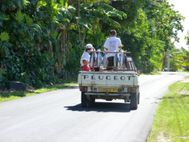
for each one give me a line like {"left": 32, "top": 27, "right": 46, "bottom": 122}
{"left": 147, "top": 78, "right": 189, "bottom": 142}
{"left": 0, "top": 83, "right": 78, "bottom": 103}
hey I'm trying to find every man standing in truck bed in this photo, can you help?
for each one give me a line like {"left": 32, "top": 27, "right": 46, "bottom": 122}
{"left": 103, "top": 30, "right": 123, "bottom": 69}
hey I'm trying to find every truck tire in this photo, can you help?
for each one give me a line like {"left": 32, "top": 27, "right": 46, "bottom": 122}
{"left": 138, "top": 93, "right": 140, "bottom": 104}
{"left": 130, "top": 93, "right": 138, "bottom": 110}
{"left": 81, "top": 92, "right": 95, "bottom": 107}
{"left": 90, "top": 96, "right": 95, "bottom": 104}
{"left": 81, "top": 92, "right": 86, "bottom": 107}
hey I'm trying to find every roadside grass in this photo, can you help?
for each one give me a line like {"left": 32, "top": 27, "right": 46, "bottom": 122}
{"left": 148, "top": 78, "right": 189, "bottom": 142}
{"left": 0, "top": 83, "right": 78, "bottom": 103}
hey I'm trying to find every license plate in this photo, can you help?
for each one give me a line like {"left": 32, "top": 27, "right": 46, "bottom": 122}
{"left": 99, "top": 88, "right": 118, "bottom": 93}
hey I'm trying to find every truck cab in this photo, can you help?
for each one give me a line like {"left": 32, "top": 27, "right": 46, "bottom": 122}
{"left": 78, "top": 51, "right": 140, "bottom": 110}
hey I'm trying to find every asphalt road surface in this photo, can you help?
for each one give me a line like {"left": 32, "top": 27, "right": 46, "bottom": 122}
{"left": 0, "top": 72, "right": 188, "bottom": 142}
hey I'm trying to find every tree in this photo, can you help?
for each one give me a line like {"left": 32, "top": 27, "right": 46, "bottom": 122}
{"left": 0, "top": 0, "right": 184, "bottom": 88}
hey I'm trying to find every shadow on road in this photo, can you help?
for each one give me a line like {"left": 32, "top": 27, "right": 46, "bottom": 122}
{"left": 64, "top": 102, "right": 131, "bottom": 113}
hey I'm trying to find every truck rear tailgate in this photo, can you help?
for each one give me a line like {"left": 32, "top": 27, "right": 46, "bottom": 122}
{"left": 78, "top": 71, "right": 138, "bottom": 87}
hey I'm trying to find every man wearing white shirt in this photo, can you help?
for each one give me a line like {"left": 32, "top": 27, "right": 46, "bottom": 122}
{"left": 104, "top": 30, "right": 123, "bottom": 69}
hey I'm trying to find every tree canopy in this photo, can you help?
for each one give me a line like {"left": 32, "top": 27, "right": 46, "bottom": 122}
{"left": 0, "top": 0, "right": 184, "bottom": 88}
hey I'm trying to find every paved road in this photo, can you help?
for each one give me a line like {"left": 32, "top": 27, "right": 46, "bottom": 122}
{"left": 0, "top": 72, "right": 188, "bottom": 142}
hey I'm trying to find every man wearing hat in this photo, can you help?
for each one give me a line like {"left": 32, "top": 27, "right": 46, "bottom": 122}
{"left": 80, "top": 43, "right": 94, "bottom": 71}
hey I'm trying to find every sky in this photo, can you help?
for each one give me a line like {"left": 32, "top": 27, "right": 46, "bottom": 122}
{"left": 169, "top": 0, "right": 189, "bottom": 49}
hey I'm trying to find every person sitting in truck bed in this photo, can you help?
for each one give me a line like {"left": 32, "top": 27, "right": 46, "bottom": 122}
{"left": 80, "top": 43, "right": 94, "bottom": 71}
{"left": 103, "top": 29, "right": 123, "bottom": 69}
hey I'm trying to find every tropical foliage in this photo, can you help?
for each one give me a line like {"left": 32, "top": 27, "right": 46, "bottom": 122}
{"left": 168, "top": 48, "right": 189, "bottom": 71}
{"left": 0, "top": 0, "right": 185, "bottom": 88}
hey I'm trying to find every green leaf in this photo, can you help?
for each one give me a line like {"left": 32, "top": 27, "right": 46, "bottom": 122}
{"left": 15, "top": 10, "right": 24, "bottom": 23}
{"left": 0, "top": 32, "right": 9, "bottom": 41}
{"left": 22, "top": 0, "right": 30, "bottom": 6}
{"left": 25, "top": 14, "right": 33, "bottom": 25}
{"left": 0, "top": 12, "right": 9, "bottom": 21}
{"left": 37, "top": 0, "right": 47, "bottom": 9}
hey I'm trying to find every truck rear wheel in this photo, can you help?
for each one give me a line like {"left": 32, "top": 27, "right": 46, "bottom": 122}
{"left": 81, "top": 92, "right": 87, "bottom": 107}
{"left": 138, "top": 93, "right": 140, "bottom": 104}
{"left": 130, "top": 93, "right": 139, "bottom": 110}
{"left": 81, "top": 92, "right": 95, "bottom": 107}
